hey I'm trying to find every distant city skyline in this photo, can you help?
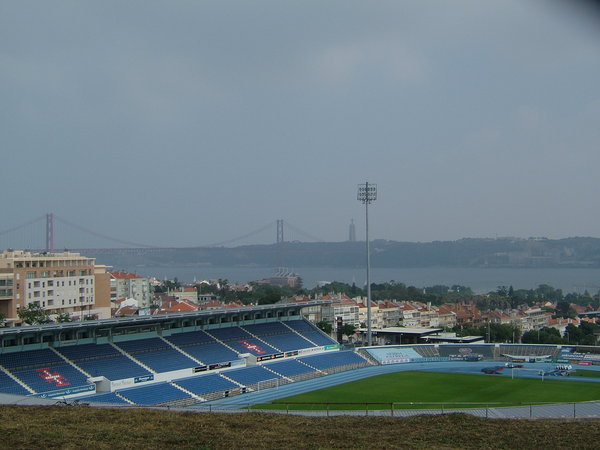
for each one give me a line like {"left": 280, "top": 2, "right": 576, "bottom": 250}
{"left": 2, "top": 1, "right": 599, "bottom": 247}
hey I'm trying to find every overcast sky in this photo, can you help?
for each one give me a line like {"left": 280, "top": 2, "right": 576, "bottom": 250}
{"left": 1, "top": 1, "right": 599, "bottom": 247}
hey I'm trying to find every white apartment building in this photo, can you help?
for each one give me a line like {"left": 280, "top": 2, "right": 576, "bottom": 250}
{"left": 110, "top": 271, "right": 152, "bottom": 308}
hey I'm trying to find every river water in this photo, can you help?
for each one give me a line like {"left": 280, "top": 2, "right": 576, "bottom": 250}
{"left": 128, "top": 266, "right": 600, "bottom": 295}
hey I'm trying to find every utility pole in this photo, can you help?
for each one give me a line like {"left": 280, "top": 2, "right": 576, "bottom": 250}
{"left": 358, "top": 182, "right": 377, "bottom": 346}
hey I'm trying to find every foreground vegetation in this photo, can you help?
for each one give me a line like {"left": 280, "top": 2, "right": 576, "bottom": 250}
{"left": 1, "top": 405, "right": 600, "bottom": 449}
{"left": 254, "top": 371, "right": 600, "bottom": 410}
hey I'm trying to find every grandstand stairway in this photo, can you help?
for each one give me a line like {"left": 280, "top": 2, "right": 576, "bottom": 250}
{"left": 262, "top": 364, "right": 294, "bottom": 384}
{"left": 202, "top": 330, "right": 245, "bottom": 357}
{"left": 157, "top": 336, "right": 205, "bottom": 367}
{"left": 280, "top": 321, "right": 323, "bottom": 348}
{"left": 48, "top": 346, "right": 94, "bottom": 379}
{"left": 110, "top": 342, "right": 157, "bottom": 375}
{"left": 0, "top": 367, "right": 35, "bottom": 396}
{"left": 160, "top": 336, "right": 204, "bottom": 365}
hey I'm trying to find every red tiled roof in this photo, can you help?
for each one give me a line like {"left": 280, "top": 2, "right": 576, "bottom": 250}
{"left": 116, "top": 305, "right": 139, "bottom": 316}
{"left": 110, "top": 271, "right": 143, "bottom": 279}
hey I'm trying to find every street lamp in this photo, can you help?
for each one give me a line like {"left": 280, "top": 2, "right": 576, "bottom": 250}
{"left": 358, "top": 182, "right": 377, "bottom": 346}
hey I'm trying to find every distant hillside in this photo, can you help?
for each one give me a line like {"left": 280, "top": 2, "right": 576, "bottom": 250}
{"left": 86, "top": 237, "right": 600, "bottom": 269}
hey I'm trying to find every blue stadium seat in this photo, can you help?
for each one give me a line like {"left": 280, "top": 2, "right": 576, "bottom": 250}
{"left": 0, "top": 348, "right": 91, "bottom": 393}
{"left": 208, "top": 326, "right": 252, "bottom": 341}
{"left": 163, "top": 331, "right": 239, "bottom": 365}
{"left": 56, "top": 343, "right": 151, "bottom": 381}
{"left": 114, "top": 338, "right": 199, "bottom": 372}
{"left": 225, "top": 338, "right": 280, "bottom": 356}
{"left": 78, "top": 392, "right": 130, "bottom": 405}
{"left": 224, "top": 365, "right": 282, "bottom": 386}
{"left": 174, "top": 373, "right": 239, "bottom": 396}
{"left": 298, "top": 351, "right": 367, "bottom": 370}
{"left": 242, "top": 323, "right": 315, "bottom": 352}
{"left": 117, "top": 382, "right": 191, "bottom": 406}
{"left": 0, "top": 370, "right": 31, "bottom": 395}
{"left": 284, "top": 320, "right": 338, "bottom": 346}
{"left": 263, "top": 359, "right": 317, "bottom": 377}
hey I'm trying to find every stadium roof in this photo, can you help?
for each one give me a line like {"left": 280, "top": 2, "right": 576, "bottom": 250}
{"left": 0, "top": 300, "right": 333, "bottom": 340}
{"left": 357, "top": 327, "right": 442, "bottom": 336}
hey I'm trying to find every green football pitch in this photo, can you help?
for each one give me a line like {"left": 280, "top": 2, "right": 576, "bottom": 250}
{"left": 254, "top": 371, "right": 600, "bottom": 410}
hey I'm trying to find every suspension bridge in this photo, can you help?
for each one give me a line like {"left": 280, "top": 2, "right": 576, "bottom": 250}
{"left": 0, "top": 214, "right": 327, "bottom": 256}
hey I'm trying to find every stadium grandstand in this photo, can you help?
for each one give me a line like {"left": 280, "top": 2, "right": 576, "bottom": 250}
{"left": 0, "top": 301, "right": 369, "bottom": 406}
{"left": 2, "top": 301, "right": 600, "bottom": 409}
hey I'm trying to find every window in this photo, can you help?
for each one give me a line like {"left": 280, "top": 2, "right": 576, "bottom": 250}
{"left": 26, "top": 272, "right": 35, "bottom": 279}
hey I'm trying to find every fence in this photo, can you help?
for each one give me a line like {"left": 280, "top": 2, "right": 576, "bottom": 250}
{"left": 189, "top": 401, "right": 600, "bottom": 419}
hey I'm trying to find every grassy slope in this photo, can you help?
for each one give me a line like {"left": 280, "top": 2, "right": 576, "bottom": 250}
{"left": 257, "top": 371, "right": 600, "bottom": 410}
{"left": 1, "top": 405, "right": 600, "bottom": 449}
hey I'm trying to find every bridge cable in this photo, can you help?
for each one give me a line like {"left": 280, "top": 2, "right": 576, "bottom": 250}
{"left": 54, "top": 215, "right": 157, "bottom": 248}
{"left": 207, "top": 221, "right": 275, "bottom": 247}
{"left": 283, "top": 221, "right": 325, "bottom": 243}
{"left": 0, "top": 215, "right": 46, "bottom": 236}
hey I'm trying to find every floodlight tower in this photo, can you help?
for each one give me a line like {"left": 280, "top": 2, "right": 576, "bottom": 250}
{"left": 357, "top": 182, "right": 376, "bottom": 346}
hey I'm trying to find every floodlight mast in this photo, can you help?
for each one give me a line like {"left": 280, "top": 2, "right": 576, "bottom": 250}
{"left": 357, "top": 182, "right": 377, "bottom": 346}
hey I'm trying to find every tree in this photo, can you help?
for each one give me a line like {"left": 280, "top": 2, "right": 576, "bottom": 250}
{"left": 163, "top": 278, "right": 181, "bottom": 291}
{"left": 18, "top": 303, "right": 51, "bottom": 325}
{"left": 342, "top": 323, "right": 357, "bottom": 337}
{"left": 522, "top": 327, "right": 564, "bottom": 345}
{"left": 55, "top": 312, "right": 72, "bottom": 323}
{"left": 316, "top": 321, "right": 333, "bottom": 334}
{"left": 0, "top": 312, "right": 6, "bottom": 327}
{"left": 555, "top": 301, "right": 577, "bottom": 319}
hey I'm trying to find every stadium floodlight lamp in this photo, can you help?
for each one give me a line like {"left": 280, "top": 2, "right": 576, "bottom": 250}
{"left": 357, "top": 183, "right": 377, "bottom": 204}
{"left": 357, "top": 182, "right": 376, "bottom": 346}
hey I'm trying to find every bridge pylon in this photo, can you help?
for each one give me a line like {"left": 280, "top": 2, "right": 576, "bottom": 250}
{"left": 46, "top": 213, "right": 54, "bottom": 252}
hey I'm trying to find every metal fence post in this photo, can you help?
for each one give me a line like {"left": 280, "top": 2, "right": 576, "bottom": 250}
{"left": 574, "top": 403, "right": 576, "bottom": 419}
{"left": 529, "top": 404, "right": 532, "bottom": 418}
{"left": 391, "top": 403, "right": 394, "bottom": 418}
